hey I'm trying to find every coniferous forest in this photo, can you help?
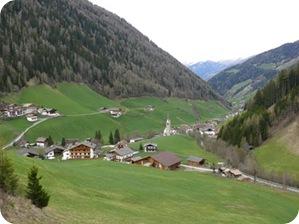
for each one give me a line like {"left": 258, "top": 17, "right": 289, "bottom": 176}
{"left": 218, "top": 63, "right": 299, "bottom": 147}
{"left": 0, "top": 0, "right": 218, "bottom": 100}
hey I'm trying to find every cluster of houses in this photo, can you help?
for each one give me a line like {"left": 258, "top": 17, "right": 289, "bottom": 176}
{"left": 99, "top": 107, "right": 123, "bottom": 118}
{"left": 19, "top": 137, "right": 101, "bottom": 160}
{"left": 0, "top": 102, "right": 59, "bottom": 122}
{"left": 18, "top": 135, "right": 211, "bottom": 171}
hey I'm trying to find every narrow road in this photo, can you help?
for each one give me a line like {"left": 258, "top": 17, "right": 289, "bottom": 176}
{"left": 181, "top": 164, "right": 299, "bottom": 194}
{"left": 1, "top": 117, "right": 51, "bottom": 150}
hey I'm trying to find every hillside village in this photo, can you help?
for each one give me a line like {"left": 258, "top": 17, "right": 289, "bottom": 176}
{"left": 7, "top": 105, "right": 248, "bottom": 181}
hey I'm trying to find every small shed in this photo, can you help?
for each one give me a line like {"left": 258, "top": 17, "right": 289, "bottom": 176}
{"left": 131, "top": 156, "right": 151, "bottom": 165}
{"left": 187, "top": 156, "right": 205, "bottom": 167}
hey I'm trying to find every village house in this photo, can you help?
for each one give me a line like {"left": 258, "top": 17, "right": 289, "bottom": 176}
{"left": 187, "top": 156, "right": 206, "bottom": 167}
{"left": 144, "top": 105, "right": 155, "bottom": 112}
{"left": 114, "top": 147, "right": 136, "bottom": 162}
{"left": 44, "top": 145, "right": 65, "bottom": 160}
{"left": 149, "top": 152, "right": 181, "bottom": 170}
{"left": 116, "top": 140, "right": 128, "bottom": 149}
{"left": 26, "top": 114, "right": 38, "bottom": 122}
{"left": 19, "top": 148, "right": 40, "bottom": 158}
{"left": 109, "top": 108, "right": 122, "bottom": 118}
{"left": 36, "top": 137, "right": 49, "bottom": 148}
{"left": 39, "top": 108, "right": 59, "bottom": 117}
{"left": 143, "top": 143, "right": 158, "bottom": 152}
{"left": 23, "top": 104, "right": 38, "bottom": 115}
{"left": 104, "top": 153, "right": 115, "bottom": 161}
{"left": 129, "top": 137, "right": 144, "bottom": 143}
{"left": 131, "top": 156, "right": 151, "bottom": 165}
{"left": 62, "top": 141, "right": 98, "bottom": 160}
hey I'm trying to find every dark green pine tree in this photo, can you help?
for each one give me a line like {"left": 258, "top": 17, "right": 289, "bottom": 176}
{"left": 114, "top": 129, "right": 120, "bottom": 144}
{"left": 109, "top": 132, "right": 114, "bottom": 145}
{"left": 26, "top": 166, "right": 50, "bottom": 209}
{"left": 47, "top": 136, "right": 54, "bottom": 146}
{"left": 139, "top": 143, "right": 143, "bottom": 151}
{"left": 61, "top": 137, "right": 66, "bottom": 147}
{"left": 0, "top": 150, "right": 18, "bottom": 195}
{"left": 95, "top": 130, "right": 102, "bottom": 143}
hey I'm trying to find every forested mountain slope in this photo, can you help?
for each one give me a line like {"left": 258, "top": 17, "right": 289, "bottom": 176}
{"left": 0, "top": 0, "right": 218, "bottom": 100}
{"left": 208, "top": 41, "right": 299, "bottom": 104}
{"left": 218, "top": 63, "right": 299, "bottom": 147}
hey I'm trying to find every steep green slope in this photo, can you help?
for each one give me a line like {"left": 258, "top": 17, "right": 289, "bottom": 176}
{"left": 1, "top": 83, "right": 228, "bottom": 145}
{"left": 209, "top": 40, "right": 299, "bottom": 105}
{"left": 6, "top": 150, "right": 299, "bottom": 224}
{"left": 254, "top": 117, "right": 299, "bottom": 181}
{"left": 0, "top": 0, "right": 218, "bottom": 100}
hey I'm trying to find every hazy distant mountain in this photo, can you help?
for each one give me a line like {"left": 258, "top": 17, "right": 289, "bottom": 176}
{"left": 188, "top": 60, "right": 243, "bottom": 80}
{"left": 209, "top": 40, "right": 299, "bottom": 105}
{"left": 0, "top": 0, "right": 219, "bottom": 100}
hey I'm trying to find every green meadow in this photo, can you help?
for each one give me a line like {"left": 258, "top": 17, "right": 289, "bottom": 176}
{"left": 130, "top": 135, "right": 220, "bottom": 163}
{"left": 1, "top": 83, "right": 228, "bottom": 145}
{"left": 6, "top": 150, "right": 299, "bottom": 224}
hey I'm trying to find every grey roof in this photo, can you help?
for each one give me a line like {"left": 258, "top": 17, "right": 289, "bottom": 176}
{"left": 115, "top": 147, "right": 135, "bottom": 156}
{"left": 187, "top": 156, "right": 205, "bottom": 163}
{"left": 131, "top": 155, "right": 150, "bottom": 162}
{"left": 151, "top": 152, "right": 181, "bottom": 167}
{"left": 36, "top": 137, "right": 48, "bottom": 143}
{"left": 67, "top": 141, "right": 97, "bottom": 150}
{"left": 19, "top": 148, "right": 40, "bottom": 156}
{"left": 44, "top": 145, "right": 65, "bottom": 154}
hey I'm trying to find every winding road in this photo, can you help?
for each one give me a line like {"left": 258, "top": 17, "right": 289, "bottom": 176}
{"left": 1, "top": 117, "right": 52, "bottom": 150}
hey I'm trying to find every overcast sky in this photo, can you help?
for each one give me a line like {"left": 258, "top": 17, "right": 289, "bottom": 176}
{"left": 90, "top": 0, "right": 299, "bottom": 64}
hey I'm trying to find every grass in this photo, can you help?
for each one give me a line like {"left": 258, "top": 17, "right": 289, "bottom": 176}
{"left": 6, "top": 150, "right": 299, "bottom": 224}
{"left": 1, "top": 83, "right": 228, "bottom": 145}
{"left": 130, "top": 135, "right": 220, "bottom": 163}
{"left": 0, "top": 118, "right": 31, "bottom": 147}
{"left": 254, "top": 118, "right": 299, "bottom": 181}
{"left": 255, "top": 138, "right": 299, "bottom": 181}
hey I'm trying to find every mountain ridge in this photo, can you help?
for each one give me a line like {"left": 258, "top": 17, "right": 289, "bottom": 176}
{"left": 208, "top": 40, "right": 299, "bottom": 104}
{"left": 0, "top": 0, "right": 219, "bottom": 100}
{"left": 188, "top": 59, "right": 243, "bottom": 80}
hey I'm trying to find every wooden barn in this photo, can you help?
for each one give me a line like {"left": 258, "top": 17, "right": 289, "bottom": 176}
{"left": 150, "top": 152, "right": 181, "bottom": 170}
{"left": 187, "top": 156, "right": 205, "bottom": 167}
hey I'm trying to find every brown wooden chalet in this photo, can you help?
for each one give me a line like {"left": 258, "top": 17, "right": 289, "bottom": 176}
{"left": 187, "top": 156, "right": 205, "bottom": 167}
{"left": 149, "top": 152, "right": 181, "bottom": 170}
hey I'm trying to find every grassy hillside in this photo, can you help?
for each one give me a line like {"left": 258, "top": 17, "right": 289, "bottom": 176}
{"left": 130, "top": 135, "right": 220, "bottom": 163}
{"left": 255, "top": 117, "right": 299, "bottom": 181}
{"left": 1, "top": 83, "right": 228, "bottom": 145}
{"left": 0, "top": 118, "right": 31, "bottom": 147}
{"left": 6, "top": 150, "right": 299, "bottom": 224}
